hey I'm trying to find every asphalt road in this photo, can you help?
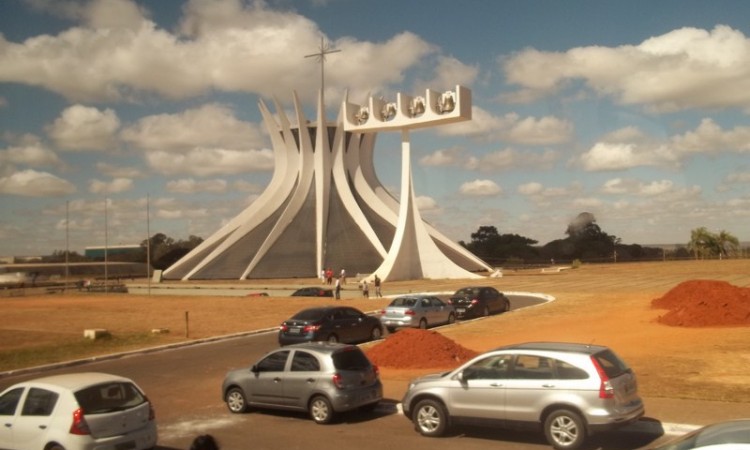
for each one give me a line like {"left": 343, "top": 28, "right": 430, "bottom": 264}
{"left": 0, "top": 295, "right": 673, "bottom": 450}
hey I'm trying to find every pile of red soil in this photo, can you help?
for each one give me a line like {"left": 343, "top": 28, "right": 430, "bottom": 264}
{"left": 366, "top": 328, "right": 478, "bottom": 369}
{"left": 652, "top": 279, "right": 750, "bottom": 327}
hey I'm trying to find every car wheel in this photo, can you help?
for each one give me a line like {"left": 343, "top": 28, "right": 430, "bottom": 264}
{"left": 225, "top": 387, "right": 248, "bottom": 413}
{"left": 413, "top": 398, "right": 448, "bottom": 437}
{"left": 47, "top": 445, "right": 65, "bottom": 450}
{"left": 447, "top": 313, "right": 456, "bottom": 324}
{"left": 370, "top": 326, "right": 382, "bottom": 340}
{"left": 418, "top": 318, "right": 428, "bottom": 329}
{"left": 309, "top": 395, "right": 335, "bottom": 424}
{"left": 326, "top": 334, "right": 338, "bottom": 343}
{"left": 544, "top": 409, "right": 586, "bottom": 450}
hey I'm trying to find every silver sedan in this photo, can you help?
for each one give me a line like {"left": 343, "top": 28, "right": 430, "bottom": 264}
{"left": 379, "top": 295, "right": 456, "bottom": 332}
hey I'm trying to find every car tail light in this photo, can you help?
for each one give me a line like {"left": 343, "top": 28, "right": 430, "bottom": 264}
{"left": 332, "top": 373, "right": 344, "bottom": 389}
{"left": 590, "top": 356, "right": 614, "bottom": 399}
{"left": 279, "top": 324, "right": 289, "bottom": 331}
{"left": 69, "top": 408, "right": 91, "bottom": 435}
{"left": 304, "top": 324, "right": 321, "bottom": 332}
{"left": 404, "top": 309, "right": 415, "bottom": 315}
{"left": 470, "top": 299, "right": 479, "bottom": 306}
{"left": 146, "top": 398, "right": 156, "bottom": 421}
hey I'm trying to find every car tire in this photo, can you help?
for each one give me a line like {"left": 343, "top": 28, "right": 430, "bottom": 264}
{"left": 413, "top": 398, "right": 449, "bottom": 437}
{"left": 418, "top": 318, "right": 428, "bottom": 329}
{"left": 447, "top": 313, "right": 456, "bottom": 324}
{"left": 225, "top": 387, "right": 249, "bottom": 413}
{"left": 309, "top": 395, "right": 335, "bottom": 424}
{"left": 326, "top": 334, "right": 338, "bottom": 343}
{"left": 48, "top": 445, "right": 65, "bottom": 450}
{"left": 370, "top": 326, "right": 382, "bottom": 340}
{"left": 544, "top": 409, "right": 586, "bottom": 450}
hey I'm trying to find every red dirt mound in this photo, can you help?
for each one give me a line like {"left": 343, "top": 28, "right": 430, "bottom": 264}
{"left": 652, "top": 279, "right": 750, "bottom": 327}
{"left": 366, "top": 328, "right": 479, "bottom": 369}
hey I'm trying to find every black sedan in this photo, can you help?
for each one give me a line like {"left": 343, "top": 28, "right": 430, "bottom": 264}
{"left": 449, "top": 286, "right": 510, "bottom": 319}
{"left": 291, "top": 287, "right": 334, "bottom": 297}
{"left": 278, "top": 306, "right": 383, "bottom": 346}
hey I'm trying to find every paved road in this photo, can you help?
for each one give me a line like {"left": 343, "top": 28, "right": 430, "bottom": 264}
{"left": 0, "top": 294, "right": 722, "bottom": 450}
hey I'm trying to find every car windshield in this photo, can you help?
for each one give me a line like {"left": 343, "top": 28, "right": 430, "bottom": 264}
{"left": 291, "top": 309, "right": 327, "bottom": 321}
{"left": 592, "top": 349, "right": 631, "bottom": 378}
{"left": 332, "top": 347, "right": 371, "bottom": 371}
{"left": 390, "top": 297, "right": 417, "bottom": 307}
{"left": 74, "top": 382, "right": 146, "bottom": 414}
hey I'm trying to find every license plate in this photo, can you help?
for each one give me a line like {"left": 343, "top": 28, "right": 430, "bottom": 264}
{"left": 289, "top": 327, "right": 302, "bottom": 334}
{"left": 456, "top": 308, "right": 465, "bottom": 313}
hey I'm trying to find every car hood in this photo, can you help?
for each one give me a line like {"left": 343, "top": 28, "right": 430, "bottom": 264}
{"left": 409, "top": 371, "right": 450, "bottom": 385}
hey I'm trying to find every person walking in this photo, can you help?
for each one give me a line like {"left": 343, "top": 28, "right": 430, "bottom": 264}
{"left": 374, "top": 274, "right": 382, "bottom": 297}
{"left": 361, "top": 279, "right": 369, "bottom": 298}
{"left": 334, "top": 276, "right": 341, "bottom": 299}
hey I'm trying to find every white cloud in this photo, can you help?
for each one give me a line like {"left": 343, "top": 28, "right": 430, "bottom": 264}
{"left": 503, "top": 25, "right": 750, "bottom": 112}
{"left": 417, "top": 56, "right": 479, "bottom": 92}
{"left": 415, "top": 195, "right": 439, "bottom": 211}
{"left": 46, "top": 105, "right": 121, "bottom": 151}
{"left": 167, "top": 178, "right": 228, "bottom": 194}
{"left": 459, "top": 179, "right": 502, "bottom": 196}
{"left": 0, "top": 0, "right": 435, "bottom": 103}
{"left": 88, "top": 177, "right": 133, "bottom": 194}
{"left": 146, "top": 148, "right": 274, "bottom": 177}
{"left": 121, "top": 103, "right": 266, "bottom": 151}
{"left": 441, "top": 106, "right": 573, "bottom": 145}
{"left": 419, "top": 146, "right": 465, "bottom": 167}
{"left": 465, "top": 147, "right": 558, "bottom": 171}
{"left": 0, "top": 169, "right": 76, "bottom": 196}
{"left": 0, "top": 140, "right": 62, "bottom": 170}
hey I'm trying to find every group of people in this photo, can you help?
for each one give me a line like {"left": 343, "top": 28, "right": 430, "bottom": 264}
{"left": 360, "top": 274, "right": 382, "bottom": 299}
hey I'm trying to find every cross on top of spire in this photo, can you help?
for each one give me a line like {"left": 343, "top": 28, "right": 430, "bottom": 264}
{"left": 305, "top": 37, "right": 341, "bottom": 97}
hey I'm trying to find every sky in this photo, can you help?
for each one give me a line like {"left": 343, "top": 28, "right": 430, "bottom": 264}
{"left": 1, "top": 0, "right": 749, "bottom": 257}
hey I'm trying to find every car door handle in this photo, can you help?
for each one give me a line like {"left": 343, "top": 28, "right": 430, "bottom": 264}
{"left": 542, "top": 384, "right": 556, "bottom": 388}
{"left": 39, "top": 425, "right": 47, "bottom": 430}
{"left": 273, "top": 377, "right": 282, "bottom": 383}
{"left": 306, "top": 378, "right": 315, "bottom": 383}
{"left": 489, "top": 383, "right": 504, "bottom": 387}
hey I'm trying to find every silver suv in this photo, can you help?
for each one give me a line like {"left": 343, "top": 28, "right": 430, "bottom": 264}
{"left": 222, "top": 342, "right": 382, "bottom": 424}
{"left": 402, "top": 342, "right": 644, "bottom": 450}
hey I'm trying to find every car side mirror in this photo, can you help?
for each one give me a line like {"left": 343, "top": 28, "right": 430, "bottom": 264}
{"left": 251, "top": 364, "right": 259, "bottom": 374}
{"left": 455, "top": 371, "right": 465, "bottom": 383}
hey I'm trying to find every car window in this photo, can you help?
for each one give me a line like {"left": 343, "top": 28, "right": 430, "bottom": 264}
{"left": 75, "top": 382, "right": 146, "bottom": 414}
{"left": 257, "top": 350, "right": 289, "bottom": 372}
{"left": 21, "top": 388, "right": 58, "bottom": 416}
{"left": 593, "top": 349, "right": 630, "bottom": 378}
{"left": 462, "top": 354, "right": 513, "bottom": 380}
{"left": 291, "top": 351, "right": 320, "bottom": 372}
{"left": 555, "top": 360, "right": 589, "bottom": 380}
{"left": 420, "top": 299, "right": 431, "bottom": 307}
{"left": 0, "top": 388, "right": 24, "bottom": 415}
{"left": 392, "top": 297, "right": 416, "bottom": 307}
{"left": 431, "top": 298, "right": 445, "bottom": 307}
{"left": 512, "top": 355, "right": 554, "bottom": 379}
{"left": 332, "top": 348, "right": 371, "bottom": 371}
{"left": 342, "top": 308, "right": 362, "bottom": 318}
{"left": 291, "top": 309, "right": 325, "bottom": 321}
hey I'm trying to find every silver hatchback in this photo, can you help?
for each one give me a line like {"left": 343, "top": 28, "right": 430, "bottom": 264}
{"left": 222, "top": 342, "right": 382, "bottom": 424}
{"left": 402, "top": 342, "right": 644, "bottom": 450}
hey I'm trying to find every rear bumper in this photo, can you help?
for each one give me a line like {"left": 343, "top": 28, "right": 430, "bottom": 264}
{"left": 329, "top": 382, "right": 383, "bottom": 412}
{"left": 588, "top": 402, "right": 646, "bottom": 432}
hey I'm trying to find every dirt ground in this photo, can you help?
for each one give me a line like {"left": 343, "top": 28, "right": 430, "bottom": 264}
{"left": 2, "top": 259, "right": 749, "bottom": 405}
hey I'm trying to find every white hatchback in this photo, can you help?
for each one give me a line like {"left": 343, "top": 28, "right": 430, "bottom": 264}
{"left": 0, "top": 372, "right": 157, "bottom": 450}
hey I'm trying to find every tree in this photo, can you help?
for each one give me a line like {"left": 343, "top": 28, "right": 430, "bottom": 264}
{"left": 140, "top": 233, "right": 204, "bottom": 270}
{"left": 460, "top": 226, "right": 538, "bottom": 262}
{"left": 688, "top": 227, "right": 739, "bottom": 259}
